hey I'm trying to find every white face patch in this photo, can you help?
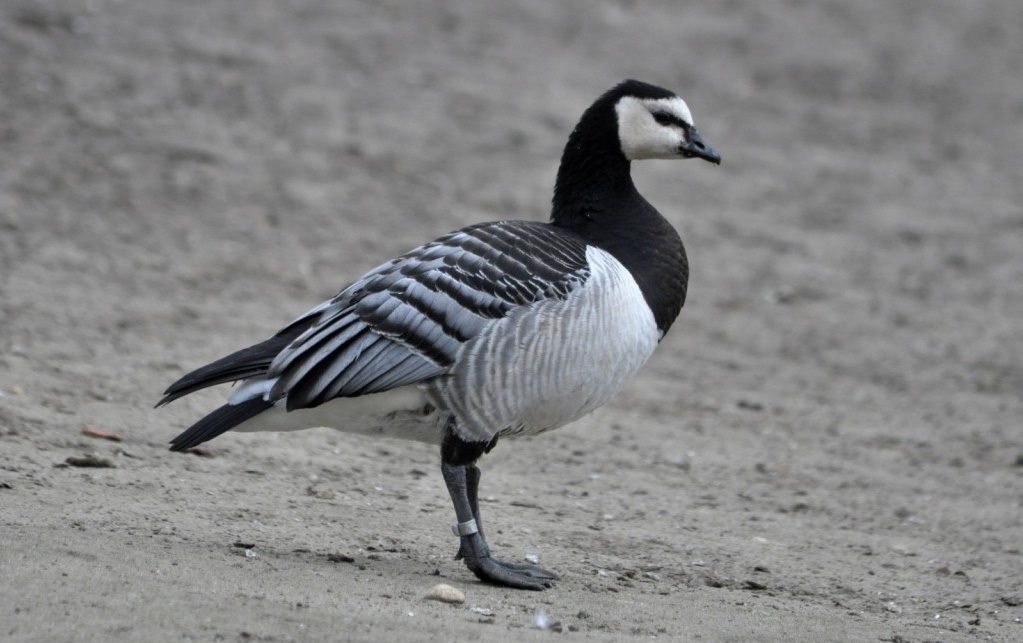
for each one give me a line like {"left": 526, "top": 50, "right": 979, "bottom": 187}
{"left": 615, "top": 96, "right": 695, "bottom": 161}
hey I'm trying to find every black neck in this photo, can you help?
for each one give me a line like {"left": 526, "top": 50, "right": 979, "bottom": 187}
{"left": 551, "top": 99, "right": 634, "bottom": 226}
{"left": 549, "top": 109, "right": 689, "bottom": 336}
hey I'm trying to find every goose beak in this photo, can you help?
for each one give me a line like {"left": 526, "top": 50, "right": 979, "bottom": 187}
{"left": 680, "top": 128, "right": 721, "bottom": 165}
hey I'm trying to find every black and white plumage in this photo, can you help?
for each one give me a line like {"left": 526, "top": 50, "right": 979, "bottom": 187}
{"left": 159, "top": 79, "right": 720, "bottom": 590}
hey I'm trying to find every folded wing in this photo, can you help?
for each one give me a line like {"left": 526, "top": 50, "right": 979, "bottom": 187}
{"left": 161, "top": 221, "right": 592, "bottom": 413}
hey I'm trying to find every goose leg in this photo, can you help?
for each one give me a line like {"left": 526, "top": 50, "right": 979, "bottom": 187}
{"left": 441, "top": 435, "right": 558, "bottom": 590}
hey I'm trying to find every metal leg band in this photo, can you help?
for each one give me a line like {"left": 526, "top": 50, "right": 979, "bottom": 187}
{"left": 451, "top": 519, "right": 479, "bottom": 537}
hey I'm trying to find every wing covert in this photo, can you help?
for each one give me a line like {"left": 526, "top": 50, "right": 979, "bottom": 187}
{"left": 267, "top": 221, "right": 591, "bottom": 409}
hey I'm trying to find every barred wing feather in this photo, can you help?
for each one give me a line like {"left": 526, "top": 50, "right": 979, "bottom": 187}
{"left": 267, "top": 221, "right": 590, "bottom": 410}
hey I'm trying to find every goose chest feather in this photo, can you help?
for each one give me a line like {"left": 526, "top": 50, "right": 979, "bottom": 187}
{"left": 159, "top": 79, "right": 720, "bottom": 590}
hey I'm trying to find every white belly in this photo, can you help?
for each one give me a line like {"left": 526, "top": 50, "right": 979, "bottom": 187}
{"left": 235, "top": 385, "right": 444, "bottom": 444}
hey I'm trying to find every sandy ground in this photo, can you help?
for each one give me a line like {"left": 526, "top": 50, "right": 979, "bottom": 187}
{"left": 2, "top": 1, "right": 1022, "bottom": 641}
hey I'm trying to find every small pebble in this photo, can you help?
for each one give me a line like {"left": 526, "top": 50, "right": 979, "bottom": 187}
{"left": 533, "top": 608, "right": 549, "bottom": 629}
{"left": 428, "top": 583, "right": 465, "bottom": 604}
{"left": 63, "top": 454, "right": 116, "bottom": 468}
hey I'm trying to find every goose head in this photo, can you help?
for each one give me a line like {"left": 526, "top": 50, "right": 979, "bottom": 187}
{"left": 613, "top": 80, "right": 721, "bottom": 164}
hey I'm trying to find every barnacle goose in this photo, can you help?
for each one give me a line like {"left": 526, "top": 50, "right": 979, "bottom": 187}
{"left": 159, "top": 79, "right": 720, "bottom": 590}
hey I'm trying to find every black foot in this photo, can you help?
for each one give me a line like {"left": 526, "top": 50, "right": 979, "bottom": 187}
{"left": 465, "top": 556, "right": 559, "bottom": 590}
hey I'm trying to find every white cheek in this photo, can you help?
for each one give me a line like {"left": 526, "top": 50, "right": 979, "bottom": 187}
{"left": 616, "top": 96, "right": 689, "bottom": 161}
{"left": 620, "top": 121, "right": 683, "bottom": 160}
{"left": 633, "top": 130, "right": 682, "bottom": 160}
{"left": 615, "top": 95, "right": 694, "bottom": 161}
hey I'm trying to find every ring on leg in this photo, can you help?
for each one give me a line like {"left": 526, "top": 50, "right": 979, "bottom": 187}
{"left": 441, "top": 434, "right": 558, "bottom": 589}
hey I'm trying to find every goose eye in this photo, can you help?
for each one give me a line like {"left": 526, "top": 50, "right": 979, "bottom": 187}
{"left": 652, "top": 111, "right": 675, "bottom": 126}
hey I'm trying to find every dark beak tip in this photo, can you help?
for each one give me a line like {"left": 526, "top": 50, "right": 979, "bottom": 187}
{"left": 683, "top": 147, "right": 721, "bottom": 165}
{"left": 700, "top": 144, "right": 722, "bottom": 166}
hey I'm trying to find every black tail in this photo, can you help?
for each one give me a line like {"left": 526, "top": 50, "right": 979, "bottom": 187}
{"left": 156, "top": 336, "right": 290, "bottom": 407}
{"left": 157, "top": 316, "right": 318, "bottom": 407}
{"left": 169, "top": 399, "right": 273, "bottom": 451}
{"left": 160, "top": 315, "right": 318, "bottom": 450}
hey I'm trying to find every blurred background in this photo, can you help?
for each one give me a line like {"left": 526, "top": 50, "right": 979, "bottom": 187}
{"left": 1, "top": 1, "right": 1021, "bottom": 641}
